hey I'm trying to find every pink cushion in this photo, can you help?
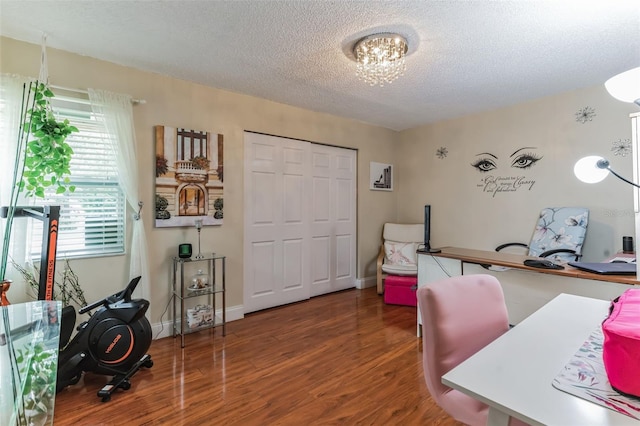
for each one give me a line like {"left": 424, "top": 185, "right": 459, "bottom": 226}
{"left": 384, "top": 276, "right": 417, "bottom": 306}
{"left": 417, "top": 274, "right": 512, "bottom": 426}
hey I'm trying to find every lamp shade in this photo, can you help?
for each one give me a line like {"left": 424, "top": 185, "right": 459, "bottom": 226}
{"left": 605, "top": 67, "right": 640, "bottom": 105}
{"left": 574, "top": 156, "right": 609, "bottom": 184}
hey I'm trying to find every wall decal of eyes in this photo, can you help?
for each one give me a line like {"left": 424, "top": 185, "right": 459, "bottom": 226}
{"left": 471, "top": 147, "right": 542, "bottom": 173}
{"left": 471, "top": 154, "right": 497, "bottom": 172}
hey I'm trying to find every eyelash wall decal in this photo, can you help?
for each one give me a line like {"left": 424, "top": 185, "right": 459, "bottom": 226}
{"left": 511, "top": 152, "right": 542, "bottom": 169}
{"left": 472, "top": 147, "right": 540, "bottom": 197}
{"left": 471, "top": 157, "right": 497, "bottom": 172}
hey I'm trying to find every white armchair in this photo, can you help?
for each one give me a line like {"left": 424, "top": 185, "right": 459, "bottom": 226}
{"left": 376, "top": 223, "right": 424, "bottom": 294}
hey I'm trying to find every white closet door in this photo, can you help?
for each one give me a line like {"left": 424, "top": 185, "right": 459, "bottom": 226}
{"left": 244, "top": 133, "right": 311, "bottom": 313}
{"left": 310, "top": 144, "right": 357, "bottom": 296}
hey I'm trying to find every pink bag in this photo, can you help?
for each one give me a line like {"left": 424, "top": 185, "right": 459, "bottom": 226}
{"left": 602, "top": 289, "right": 640, "bottom": 397}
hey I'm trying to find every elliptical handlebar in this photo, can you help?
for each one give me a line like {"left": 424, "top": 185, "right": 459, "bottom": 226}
{"left": 78, "top": 276, "right": 143, "bottom": 315}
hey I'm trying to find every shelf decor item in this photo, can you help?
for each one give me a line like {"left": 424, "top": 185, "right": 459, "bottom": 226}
{"left": 190, "top": 269, "right": 209, "bottom": 290}
{"left": 178, "top": 243, "right": 192, "bottom": 259}
{"left": 194, "top": 219, "right": 204, "bottom": 259}
{"left": 186, "top": 304, "right": 213, "bottom": 329}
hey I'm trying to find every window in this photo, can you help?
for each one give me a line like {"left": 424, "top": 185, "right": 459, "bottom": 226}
{"left": 29, "top": 91, "right": 125, "bottom": 259}
{"left": 177, "top": 128, "right": 207, "bottom": 159}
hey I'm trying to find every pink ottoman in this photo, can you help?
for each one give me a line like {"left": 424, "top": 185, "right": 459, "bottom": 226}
{"left": 384, "top": 275, "right": 418, "bottom": 307}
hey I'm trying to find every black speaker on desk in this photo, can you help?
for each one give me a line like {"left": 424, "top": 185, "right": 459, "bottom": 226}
{"left": 423, "top": 205, "right": 441, "bottom": 253}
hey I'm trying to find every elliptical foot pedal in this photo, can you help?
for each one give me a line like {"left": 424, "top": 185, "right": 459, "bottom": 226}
{"left": 96, "top": 354, "right": 153, "bottom": 402}
{"left": 97, "top": 384, "right": 116, "bottom": 402}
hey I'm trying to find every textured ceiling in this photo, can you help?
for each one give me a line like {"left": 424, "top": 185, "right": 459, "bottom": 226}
{"left": 1, "top": 0, "right": 639, "bottom": 131}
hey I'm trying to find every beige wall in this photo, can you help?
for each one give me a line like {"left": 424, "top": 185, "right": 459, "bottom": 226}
{"left": 397, "top": 85, "right": 638, "bottom": 262}
{"left": 4, "top": 36, "right": 638, "bottom": 326}
{"left": 1, "top": 37, "right": 398, "bottom": 321}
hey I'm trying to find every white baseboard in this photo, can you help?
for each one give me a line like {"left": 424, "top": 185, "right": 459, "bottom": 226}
{"left": 152, "top": 304, "right": 244, "bottom": 340}
{"left": 355, "top": 276, "right": 376, "bottom": 289}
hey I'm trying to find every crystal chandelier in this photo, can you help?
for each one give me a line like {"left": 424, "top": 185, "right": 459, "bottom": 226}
{"left": 353, "top": 33, "right": 408, "bottom": 87}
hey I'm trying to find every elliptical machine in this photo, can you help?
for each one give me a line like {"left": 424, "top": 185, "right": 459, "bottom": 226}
{"left": 57, "top": 276, "right": 153, "bottom": 402}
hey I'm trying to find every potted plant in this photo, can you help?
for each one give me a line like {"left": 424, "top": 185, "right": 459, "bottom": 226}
{"left": 191, "top": 155, "right": 209, "bottom": 170}
{"left": 19, "top": 83, "right": 76, "bottom": 198}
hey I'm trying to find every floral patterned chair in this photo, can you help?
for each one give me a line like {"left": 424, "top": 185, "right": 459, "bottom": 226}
{"left": 497, "top": 207, "right": 589, "bottom": 263}
{"left": 376, "top": 223, "right": 424, "bottom": 294}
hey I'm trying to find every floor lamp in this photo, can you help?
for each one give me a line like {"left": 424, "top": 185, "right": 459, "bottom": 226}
{"left": 574, "top": 67, "right": 640, "bottom": 278}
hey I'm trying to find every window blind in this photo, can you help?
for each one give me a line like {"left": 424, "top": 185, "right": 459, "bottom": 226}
{"left": 29, "top": 92, "right": 125, "bottom": 258}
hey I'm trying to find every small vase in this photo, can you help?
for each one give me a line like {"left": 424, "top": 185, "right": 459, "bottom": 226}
{"left": 0, "top": 279, "right": 11, "bottom": 306}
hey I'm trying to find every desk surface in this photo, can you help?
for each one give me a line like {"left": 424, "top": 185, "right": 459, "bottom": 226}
{"left": 441, "top": 294, "right": 639, "bottom": 425}
{"left": 419, "top": 246, "right": 640, "bottom": 285}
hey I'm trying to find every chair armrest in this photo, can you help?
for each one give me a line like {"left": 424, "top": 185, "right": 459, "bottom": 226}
{"left": 495, "top": 242, "right": 528, "bottom": 252}
{"left": 376, "top": 245, "right": 385, "bottom": 294}
{"left": 485, "top": 242, "right": 528, "bottom": 269}
{"left": 539, "top": 248, "right": 580, "bottom": 261}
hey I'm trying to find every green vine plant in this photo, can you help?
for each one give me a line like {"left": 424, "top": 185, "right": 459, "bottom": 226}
{"left": 20, "top": 82, "right": 78, "bottom": 198}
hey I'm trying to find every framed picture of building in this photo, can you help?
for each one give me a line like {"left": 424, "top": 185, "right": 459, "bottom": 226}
{"left": 154, "top": 126, "right": 224, "bottom": 227}
{"left": 370, "top": 162, "right": 393, "bottom": 191}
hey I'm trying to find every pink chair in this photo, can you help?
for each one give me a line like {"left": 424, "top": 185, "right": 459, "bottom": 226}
{"left": 417, "top": 274, "right": 527, "bottom": 426}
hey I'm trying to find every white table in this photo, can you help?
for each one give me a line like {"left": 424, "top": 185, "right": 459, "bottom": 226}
{"left": 417, "top": 248, "right": 634, "bottom": 334}
{"left": 441, "top": 293, "right": 640, "bottom": 426}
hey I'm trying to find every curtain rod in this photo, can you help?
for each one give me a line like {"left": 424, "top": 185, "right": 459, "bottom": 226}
{"left": 49, "top": 84, "right": 146, "bottom": 105}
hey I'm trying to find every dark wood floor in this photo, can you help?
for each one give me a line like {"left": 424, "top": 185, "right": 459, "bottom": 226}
{"left": 54, "top": 287, "right": 461, "bottom": 425}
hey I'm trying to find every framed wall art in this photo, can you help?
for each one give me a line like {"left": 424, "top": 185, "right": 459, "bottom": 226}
{"left": 370, "top": 162, "right": 393, "bottom": 191}
{"left": 154, "top": 126, "right": 224, "bottom": 227}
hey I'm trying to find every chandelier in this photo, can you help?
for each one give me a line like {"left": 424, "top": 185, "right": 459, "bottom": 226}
{"left": 353, "top": 33, "right": 408, "bottom": 87}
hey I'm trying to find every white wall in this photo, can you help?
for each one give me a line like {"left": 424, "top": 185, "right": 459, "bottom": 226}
{"left": 397, "top": 85, "right": 638, "bottom": 262}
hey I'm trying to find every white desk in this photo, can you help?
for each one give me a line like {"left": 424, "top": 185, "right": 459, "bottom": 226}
{"left": 417, "top": 247, "right": 635, "bottom": 333}
{"left": 441, "top": 293, "right": 640, "bottom": 426}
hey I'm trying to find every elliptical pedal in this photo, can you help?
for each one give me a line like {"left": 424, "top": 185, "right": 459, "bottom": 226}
{"left": 96, "top": 353, "right": 153, "bottom": 402}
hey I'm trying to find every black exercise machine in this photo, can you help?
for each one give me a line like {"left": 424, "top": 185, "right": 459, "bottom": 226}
{"left": 1, "top": 205, "right": 153, "bottom": 402}
{"left": 57, "top": 276, "right": 153, "bottom": 402}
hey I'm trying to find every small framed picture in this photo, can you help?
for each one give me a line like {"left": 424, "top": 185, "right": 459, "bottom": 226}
{"left": 370, "top": 162, "right": 393, "bottom": 191}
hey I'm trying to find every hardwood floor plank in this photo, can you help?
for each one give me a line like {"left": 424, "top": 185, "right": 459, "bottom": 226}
{"left": 53, "top": 287, "right": 462, "bottom": 425}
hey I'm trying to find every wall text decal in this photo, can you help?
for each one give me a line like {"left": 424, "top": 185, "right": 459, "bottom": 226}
{"left": 472, "top": 146, "right": 541, "bottom": 197}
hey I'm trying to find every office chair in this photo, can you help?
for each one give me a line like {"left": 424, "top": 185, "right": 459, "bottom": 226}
{"left": 497, "top": 207, "right": 589, "bottom": 262}
{"left": 417, "top": 274, "right": 528, "bottom": 426}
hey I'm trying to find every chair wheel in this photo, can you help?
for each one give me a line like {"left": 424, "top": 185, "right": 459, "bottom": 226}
{"left": 144, "top": 359, "right": 154, "bottom": 368}
{"left": 101, "top": 395, "right": 111, "bottom": 402}
{"left": 120, "top": 380, "right": 131, "bottom": 390}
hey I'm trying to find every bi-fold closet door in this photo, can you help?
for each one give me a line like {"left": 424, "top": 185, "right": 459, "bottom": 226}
{"left": 243, "top": 132, "right": 356, "bottom": 314}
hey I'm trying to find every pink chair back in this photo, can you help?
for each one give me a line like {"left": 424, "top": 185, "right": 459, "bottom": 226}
{"left": 417, "top": 274, "right": 510, "bottom": 426}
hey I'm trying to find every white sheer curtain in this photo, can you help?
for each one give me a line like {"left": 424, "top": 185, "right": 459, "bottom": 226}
{"left": 88, "top": 89, "right": 150, "bottom": 301}
{"left": 0, "top": 74, "right": 33, "bottom": 281}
